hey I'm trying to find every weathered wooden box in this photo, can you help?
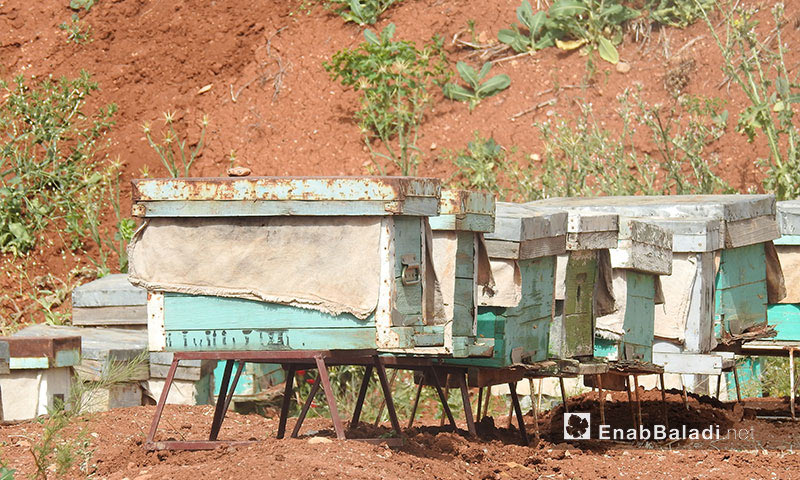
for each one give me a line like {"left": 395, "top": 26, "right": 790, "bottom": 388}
{"left": 762, "top": 200, "right": 800, "bottom": 345}
{"left": 428, "top": 189, "right": 496, "bottom": 358}
{"left": 72, "top": 274, "right": 147, "bottom": 328}
{"left": 449, "top": 202, "right": 567, "bottom": 368}
{"left": 523, "top": 207, "right": 619, "bottom": 360}
{"left": 130, "top": 177, "right": 449, "bottom": 353}
{"left": 0, "top": 336, "right": 80, "bottom": 421}
{"left": 147, "top": 352, "right": 215, "bottom": 405}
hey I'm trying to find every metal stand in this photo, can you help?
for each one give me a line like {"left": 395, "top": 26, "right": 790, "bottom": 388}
{"left": 146, "top": 350, "right": 402, "bottom": 450}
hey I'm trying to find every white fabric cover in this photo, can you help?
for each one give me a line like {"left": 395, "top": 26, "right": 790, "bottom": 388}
{"left": 128, "top": 217, "right": 383, "bottom": 319}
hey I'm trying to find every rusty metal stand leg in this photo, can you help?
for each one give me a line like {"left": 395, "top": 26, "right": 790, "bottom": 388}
{"left": 483, "top": 386, "right": 491, "bottom": 419}
{"left": 596, "top": 374, "right": 606, "bottom": 426}
{"left": 716, "top": 374, "right": 722, "bottom": 399}
{"left": 373, "top": 368, "right": 398, "bottom": 427}
{"left": 458, "top": 372, "right": 476, "bottom": 437}
{"left": 315, "top": 356, "right": 346, "bottom": 440}
{"left": 373, "top": 356, "right": 402, "bottom": 436}
{"left": 222, "top": 361, "right": 246, "bottom": 417}
{"left": 559, "top": 377, "right": 569, "bottom": 413}
{"left": 633, "top": 375, "right": 643, "bottom": 430}
{"left": 659, "top": 373, "right": 669, "bottom": 430}
{"left": 209, "top": 360, "right": 235, "bottom": 441}
{"left": 350, "top": 365, "right": 373, "bottom": 427}
{"left": 440, "top": 387, "right": 450, "bottom": 427}
{"left": 292, "top": 376, "right": 322, "bottom": 438}
{"left": 408, "top": 378, "right": 424, "bottom": 429}
{"left": 276, "top": 364, "right": 296, "bottom": 439}
{"left": 626, "top": 376, "right": 637, "bottom": 430}
{"left": 476, "top": 387, "right": 484, "bottom": 421}
{"left": 733, "top": 366, "right": 742, "bottom": 403}
{"left": 429, "top": 367, "right": 457, "bottom": 429}
{"left": 537, "top": 378, "right": 543, "bottom": 411}
{"left": 147, "top": 356, "right": 180, "bottom": 443}
{"left": 508, "top": 383, "right": 529, "bottom": 446}
{"left": 790, "top": 348, "right": 796, "bottom": 421}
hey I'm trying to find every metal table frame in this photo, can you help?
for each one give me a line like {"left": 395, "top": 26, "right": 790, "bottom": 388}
{"left": 145, "top": 349, "right": 402, "bottom": 450}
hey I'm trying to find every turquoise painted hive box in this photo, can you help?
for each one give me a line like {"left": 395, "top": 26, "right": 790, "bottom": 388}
{"left": 525, "top": 205, "right": 620, "bottom": 361}
{"left": 128, "top": 176, "right": 449, "bottom": 354}
{"left": 761, "top": 200, "right": 800, "bottom": 347}
{"left": 448, "top": 202, "right": 568, "bottom": 368}
{"left": 428, "top": 189, "right": 496, "bottom": 358}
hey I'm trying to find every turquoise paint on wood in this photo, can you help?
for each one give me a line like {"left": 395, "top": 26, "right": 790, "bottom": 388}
{"left": 448, "top": 256, "right": 555, "bottom": 368}
{"left": 54, "top": 349, "right": 81, "bottom": 368}
{"left": 164, "top": 327, "right": 377, "bottom": 351}
{"left": 393, "top": 216, "right": 424, "bottom": 322}
{"left": 774, "top": 235, "right": 800, "bottom": 246}
{"left": 715, "top": 244, "right": 768, "bottom": 335}
{"left": 593, "top": 338, "right": 619, "bottom": 359}
{"left": 766, "top": 304, "right": 800, "bottom": 341}
{"left": 621, "top": 271, "right": 655, "bottom": 362}
{"left": 725, "top": 357, "right": 764, "bottom": 398}
{"left": 9, "top": 357, "right": 50, "bottom": 370}
{"left": 163, "top": 293, "right": 374, "bottom": 330}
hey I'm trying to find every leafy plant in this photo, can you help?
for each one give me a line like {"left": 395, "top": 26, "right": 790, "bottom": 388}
{"left": 59, "top": 14, "right": 92, "bottom": 44}
{"left": 697, "top": 1, "right": 800, "bottom": 200}
{"left": 327, "top": 0, "right": 402, "bottom": 25}
{"left": 0, "top": 71, "right": 116, "bottom": 256}
{"left": 28, "top": 352, "right": 148, "bottom": 479}
{"left": 443, "top": 62, "right": 511, "bottom": 111}
{"left": 449, "top": 132, "right": 508, "bottom": 196}
{"left": 498, "top": 0, "right": 640, "bottom": 64}
{"left": 142, "top": 112, "right": 208, "bottom": 177}
{"left": 324, "top": 24, "right": 449, "bottom": 175}
{"left": 647, "top": 0, "right": 713, "bottom": 28}
{"left": 69, "top": 0, "right": 96, "bottom": 11}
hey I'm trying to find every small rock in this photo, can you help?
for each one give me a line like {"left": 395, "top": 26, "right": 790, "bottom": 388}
{"left": 616, "top": 61, "right": 631, "bottom": 74}
{"left": 606, "top": 393, "right": 613, "bottom": 402}
{"left": 529, "top": 153, "right": 541, "bottom": 162}
{"left": 308, "top": 436, "right": 333, "bottom": 444}
{"left": 227, "top": 166, "right": 251, "bottom": 177}
{"left": 430, "top": 143, "right": 437, "bottom": 151}
{"left": 478, "top": 31, "right": 489, "bottom": 43}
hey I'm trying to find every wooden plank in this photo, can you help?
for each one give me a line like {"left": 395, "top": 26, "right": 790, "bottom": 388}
{"left": 610, "top": 242, "right": 672, "bottom": 275}
{"left": 621, "top": 271, "right": 655, "bottom": 362}
{"left": 75, "top": 358, "right": 150, "bottom": 382}
{"left": 393, "top": 216, "right": 424, "bottom": 322}
{"left": 643, "top": 218, "right": 723, "bottom": 253}
{"left": 562, "top": 251, "right": 596, "bottom": 358}
{"left": 452, "top": 278, "right": 475, "bottom": 337}
{"left": 715, "top": 244, "right": 767, "bottom": 289}
{"left": 725, "top": 216, "right": 780, "bottom": 248}
{"left": 774, "top": 234, "right": 800, "bottom": 246}
{"left": 376, "top": 217, "right": 399, "bottom": 349}
{"left": 618, "top": 218, "right": 672, "bottom": 249}
{"left": 652, "top": 352, "right": 723, "bottom": 375}
{"left": 163, "top": 327, "right": 378, "bottom": 351}
{"left": 0, "top": 335, "right": 82, "bottom": 369}
{"left": 148, "top": 292, "right": 166, "bottom": 352}
{"left": 0, "top": 341, "right": 8, "bottom": 374}
{"left": 767, "top": 304, "right": 800, "bottom": 342}
{"left": 566, "top": 231, "right": 617, "bottom": 250}
{"left": 132, "top": 177, "right": 441, "bottom": 202}
{"left": 149, "top": 363, "right": 207, "bottom": 381}
{"left": 12, "top": 324, "right": 146, "bottom": 362}
{"left": 518, "top": 235, "right": 567, "bottom": 259}
{"left": 428, "top": 214, "right": 495, "bottom": 233}
{"left": 683, "top": 252, "right": 716, "bottom": 353}
{"left": 715, "top": 244, "right": 769, "bottom": 335}
{"left": 146, "top": 376, "right": 212, "bottom": 406}
{"left": 72, "top": 305, "right": 148, "bottom": 326}
{"left": 777, "top": 201, "right": 800, "bottom": 234}
{"left": 484, "top": 239, "right": 519, "bottom": 259}
{"left": 72, "top": 273, "right": 147, "bottom": 307}
{"left": 162, "top": 293, "right": 374, "bottom": 330}
{"left": 487, "top": 203, "right": 568, "bottom": 242}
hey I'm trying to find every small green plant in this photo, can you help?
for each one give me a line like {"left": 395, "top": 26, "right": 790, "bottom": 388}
{"left": 0, "top": 71, "right": 116, "bottom": 256}
{"left": 327, "top": 0, "right": 402, "bottom": 25}
{"left": 69, "top": 0, "right": 96, "bottom": 11}
{"left": 449, "top": 132, "right": 508, "bottom": 196}
{"left": 647, "top": 0, "right": 713, "bottom": 27}
{"left": 59, "top": 14, "right": 92, "bottom": 44}
{"left": 443, "top": 62, "right": 511, "bottom": 111}
{"left": 324, "top": 24, "right": 449, "bottom": 175}
{"left": 28, "top": 352, "right": 148, "bottom": 479}
{"left": 697, "top": 1, "right": 800, "bottom": 200}
{"left": 498, "top": 0, "right": 640, "bottom": 65}
{"left": 142, "top": 112, "right": 208, "bottom": 177}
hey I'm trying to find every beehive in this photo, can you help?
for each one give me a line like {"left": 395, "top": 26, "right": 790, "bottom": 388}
{"left": 449, "top": 202, "right": 568, "bottom": 368}
{"left": 760, "top": 200, "right": 800, "bottom": 347}
{"left": 428, "top": 189, "right": 496, "bottom": 358}
{"left": 129, "top": 177, "right": 448, "bottom": 353}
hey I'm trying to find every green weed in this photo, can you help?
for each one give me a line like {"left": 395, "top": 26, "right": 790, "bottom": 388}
{"left": 443, "top": 62, "right": 511, "bottom": 111}
{"left": 697, "top": 1, "right": 800, "bottom": 201}
{"left": 69, "top": 0, "right": 96, "bottom": 11}
{"left": 58, "top": 14, "right": 92, "bottom": 44}
{"left": 142, "top": 112, "right": 208, "bottom": 177}
{"left": 327, "top": 0, "right": 402, "bottom": 25}
{"left": 324, "top": 24, "right": 449, "bottom": 175}
{"left": 0, "top": 71, "right": 116, "bottom": 256}
{"left": 449, "top": 133, "right": 509, "bottom": 197}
